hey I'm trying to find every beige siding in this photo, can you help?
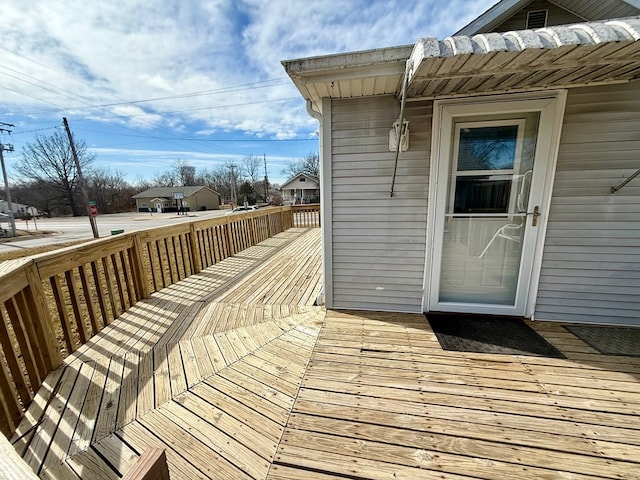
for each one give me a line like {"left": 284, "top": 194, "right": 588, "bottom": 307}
{"left": 330, "top": 96, "right": 431, "bottom": 312}
{"left": 535, "top": 80, "right": 640, "bottom": 325}
{"left": 193, "top": 189, "right": 220, "bottom": 210}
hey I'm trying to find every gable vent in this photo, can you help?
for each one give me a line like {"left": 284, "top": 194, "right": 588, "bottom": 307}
{"left": 526, "top": 9, "right": 548, "bottom": 29}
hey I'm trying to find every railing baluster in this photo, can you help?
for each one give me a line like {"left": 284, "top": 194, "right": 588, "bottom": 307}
{"left": 163, "top": 238, "right": 175, "bottom": 285}
{"left": 0, "top": 311, "right": 33, "bottom": 405}
{"left": 121, "top": 250, "right": 136, "bottom": 307}
{"left": 0, "top": 335, "right": 22, "bottom": 437}
{"left": 101, "top": 256, "right": 119, "bottom": 323}
{"left": 50, "top": 274, "right": 76, "bottom": 354}
{"left": 78, "top": 264, "right": 99, "bottom": 335}
{"left": 14, "top": 291, "right": 46, "bottom": 380}
{"left": 90, "top": 261, "right": 109, "bottom": 329}
{"left": 111, "top": 253, "right": 127, "bottom": 313}
{"left": 170, "top": 236, "right": 181, "bottom": 281}
{"left": 65, "top": 269, "right": 89, "bottom": 344}
{"left": 4, "top": 296, "right": 41, "bottom": 393}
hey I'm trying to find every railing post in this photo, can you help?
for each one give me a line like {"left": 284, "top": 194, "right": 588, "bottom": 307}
{"left": 249, "top": 213, "right": 256, "bottom": 246}
{"left": 24, "top": 264, "right": 63, "bottom": 371}
{"left": 225, "top": 216, "right": 235, "bottom": 256}
{"left": 189, "top": 223, "right": 202, "bottom": 274}
{"left": 131, "top": 233, "right": 151, "bottom": 300}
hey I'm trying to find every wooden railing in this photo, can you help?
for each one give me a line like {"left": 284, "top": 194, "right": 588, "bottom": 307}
{"left": 0, "top": 205, "right": 319, "bottom": 437}
{"left": 291, "top": 203, "right": 321, "bottom": 228}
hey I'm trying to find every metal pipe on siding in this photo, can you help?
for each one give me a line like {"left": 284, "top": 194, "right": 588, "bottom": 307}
{"left": 390, "top": 59, "right": 413, "bottom": 198}
{"left": 611, "top": 168, "right": 640, "bottom": 193}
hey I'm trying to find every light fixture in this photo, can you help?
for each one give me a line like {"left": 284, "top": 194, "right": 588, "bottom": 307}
{"left": 389, "top": 119, "right": 409, "bottom": 152}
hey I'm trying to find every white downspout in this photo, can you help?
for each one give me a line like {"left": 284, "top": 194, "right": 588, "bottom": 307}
{"left": 306, "top": 99, "right": 330, "bottom": 307}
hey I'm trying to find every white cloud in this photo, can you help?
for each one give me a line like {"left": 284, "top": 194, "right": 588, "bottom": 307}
{"left": 2, "top": 0, "right": 492, "bottom": 181}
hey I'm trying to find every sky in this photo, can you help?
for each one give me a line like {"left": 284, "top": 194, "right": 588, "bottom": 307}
{"left": 0, "top": 0, "right": 491, "bottom": 186}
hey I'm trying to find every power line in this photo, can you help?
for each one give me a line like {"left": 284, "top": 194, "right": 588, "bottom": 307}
{"left": 12, "top": 126, "right": 60, "bottom": 135}
{"left": 2, "top": 71, "right": 302, "bottom": 157}
{"left": 0, "top": 49, "right": 310, "bottom": 159}
{"left": 1, "top": 45, "right": 291, "bottom": 110}
{"left": 83, "top": 96, "right": 301, "bottom": 120}
{"left": 2, "top": 70, "right": 292, "bottom": 117}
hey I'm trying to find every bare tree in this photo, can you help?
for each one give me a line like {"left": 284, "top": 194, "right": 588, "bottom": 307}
{"left": 153, "top": 160, "right": 198, "bottom": 187}
{"left": 243, "top": 155, "right": 268, "bottom": 202}
{"left": 282, "top": 152, "right": 319, "bottom": 179}
{"left": 12, "top": 180, "right": 60, "bottom": 217}
{"left": 197, "top": 165, "right": 235, "bottom": 204}
{"left": 17, "top": 130, "right": 95, "bottom": 216}
{"left": 242, "top": 155, "right": 261, "bottom": 183}
{"left": 173, "top": 159, "right": 196, "bottom": 186}
{"left": 87, "top": 167, "right": 135, "bottom": 213}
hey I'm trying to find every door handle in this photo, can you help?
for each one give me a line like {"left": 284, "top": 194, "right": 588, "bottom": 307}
{"left": 527, "top": 206, "right": 540, "bottom": 226}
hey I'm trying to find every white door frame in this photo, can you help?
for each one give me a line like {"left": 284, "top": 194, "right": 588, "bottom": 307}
{"left": 423, "top": 91, "right": 567, "bottom": 317}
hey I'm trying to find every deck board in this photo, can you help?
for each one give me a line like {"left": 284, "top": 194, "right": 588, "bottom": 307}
{"left": 271, "top": 310, "right": 640, "bottom": 480}
{"left": 11, "top": 228, "right": 640, "bottom": 480}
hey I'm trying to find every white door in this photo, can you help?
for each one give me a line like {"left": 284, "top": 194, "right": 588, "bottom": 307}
{"left": 427, "top": 94, "right": 565, "bottom": 317}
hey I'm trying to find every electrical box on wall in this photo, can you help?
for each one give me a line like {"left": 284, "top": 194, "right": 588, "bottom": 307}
{"left": 389, "top": 119, "right": 409, "bottom": 152}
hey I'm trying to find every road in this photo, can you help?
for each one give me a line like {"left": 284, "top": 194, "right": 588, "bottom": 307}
{"left": 0, "top": 210, "right": 229, "bottom": 253}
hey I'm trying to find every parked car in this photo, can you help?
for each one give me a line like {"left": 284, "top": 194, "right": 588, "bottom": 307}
{"left": 226, "top": 205, "right": 257, "bottom": 215}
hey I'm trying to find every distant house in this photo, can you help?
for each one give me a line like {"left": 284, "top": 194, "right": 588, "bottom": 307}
{"left": 0, "top": 200, "right": 40, "bottom": 217}
{"left": 132, "top": 186, "right": 220, "bottom": 213}
{"left": 280, "top": 173, "right": 320, "bottom": 204}
{"left": 283, "top": 0, "right": 640, "bottom": 326}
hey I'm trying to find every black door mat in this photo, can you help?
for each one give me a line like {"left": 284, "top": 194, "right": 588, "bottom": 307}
{"left": 427, "top": 313, "right": 565, "bottom": 358}
{"left": 565, "top": 325, "right": 640, "bottom": 357}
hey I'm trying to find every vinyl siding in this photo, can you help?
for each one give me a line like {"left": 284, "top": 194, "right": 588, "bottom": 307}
{"left": 329, "top": 96, "right": 431, "bottom": 312}
{"left": 535, "top": 80, "right": 640, "bottom": 325}
{"left": 491, "top": 0, "right": 584, "bottom": 32}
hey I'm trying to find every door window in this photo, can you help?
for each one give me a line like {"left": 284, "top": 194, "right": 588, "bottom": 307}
{"left": 439, "top": 114, "right": 539, "bottom": 305}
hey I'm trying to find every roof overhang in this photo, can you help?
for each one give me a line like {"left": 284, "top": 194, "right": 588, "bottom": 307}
{"left": 408, "top": 18, "right": 640, "bottom": 98}
{"left": 282, "top": 45, "right": 412, "bottom": 111}
{"left": 454, "top": 0, "right": 640, "bottom": 36}
{"left": 283, "top": 17, "right": 640, "bottom": 109}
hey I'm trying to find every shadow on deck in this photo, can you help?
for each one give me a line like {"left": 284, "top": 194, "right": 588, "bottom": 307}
{"left": 11, "top": 227, "right": 640, "bottom": 479}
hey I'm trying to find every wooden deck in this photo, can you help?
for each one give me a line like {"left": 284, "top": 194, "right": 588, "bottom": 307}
{"left": 10, "top": 227, "right": 640, "bottom": 479}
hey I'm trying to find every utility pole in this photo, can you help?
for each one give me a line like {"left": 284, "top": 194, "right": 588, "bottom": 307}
{"left": 263, "top": 153, "right": 269, "bottom": 203}
{"left": 0, "top": 122, "right": 16, "bottom": 237}
{"left": 63, "top": 117, "right": 99, "bottom": 238}
{"left": 229, "top": 163, "right": 238, "bottom": 206}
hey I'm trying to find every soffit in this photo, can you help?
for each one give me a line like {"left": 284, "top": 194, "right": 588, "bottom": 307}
{"left": 282, "top": 46, "right": 412, "bottom": 106}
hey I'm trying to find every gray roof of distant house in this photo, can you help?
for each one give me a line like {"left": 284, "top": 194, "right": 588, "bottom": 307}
{"left": 132, "top": 186, "right": 217, "bottom": 199}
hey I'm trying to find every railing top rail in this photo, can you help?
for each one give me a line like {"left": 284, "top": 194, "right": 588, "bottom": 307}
{"left": 0, "top": 206, "right": 293, "bottom": 273}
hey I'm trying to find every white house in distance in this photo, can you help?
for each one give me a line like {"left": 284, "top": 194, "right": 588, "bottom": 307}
{"left": 283, "top": 0, "right": 640, "bottom": 326}
{"left": 0, "top": 200, "right": 40, "bottom": 217}
{"left": 280, "top": 173, "right": 320, "bottom": 204}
